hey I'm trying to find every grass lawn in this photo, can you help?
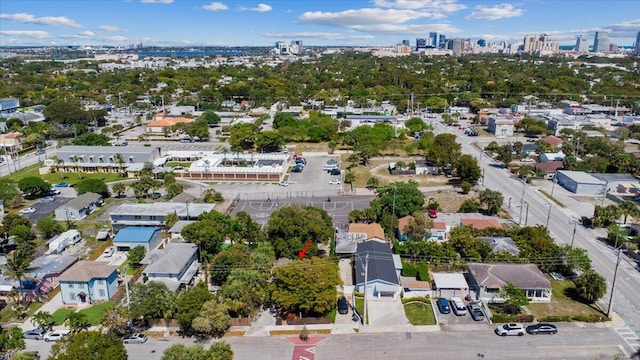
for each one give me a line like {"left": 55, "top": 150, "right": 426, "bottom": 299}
{"left": 0, "top": 302, "right": 44, "bottom": 323}
{"left": 5, "top": 163, "right": 123, "bottom": 185}
{"left": 404, "top": 302, "right": 436, "bottom": 325}
{"left": 51, "top": 308, "right": 74, "bottom": 325}
{"left": 354, "top": 296, "right": 364, "bottom": 319}
{"left": 166, "top": 161, "right": 192, "bottom": 168}
{"left": 528, "top": 279, "right": 605, "bottom": 320}
{"left": 51, "top": 301, "right": 117, "bottom": 326}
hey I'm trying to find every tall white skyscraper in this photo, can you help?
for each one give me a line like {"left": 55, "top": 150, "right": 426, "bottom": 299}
{"left": 592, "top": 31, "right": 610, "bottom": 53}
{"left": 635, "top": 30, "right": 640, "bottom": 54}
{"left": 575, "top": 35, "right": 589, "bottom": 52}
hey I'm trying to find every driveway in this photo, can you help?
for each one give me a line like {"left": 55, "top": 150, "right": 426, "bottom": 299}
{"left": 21, "top": 196, "right": 71, "bottom": 222}
{"left": 366, "top": 297, "right": 409, "bottom": 327}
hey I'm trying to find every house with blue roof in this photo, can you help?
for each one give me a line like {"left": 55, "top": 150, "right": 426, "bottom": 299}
{"left": 113, "top": 227, "right": 162, "bottom": 252}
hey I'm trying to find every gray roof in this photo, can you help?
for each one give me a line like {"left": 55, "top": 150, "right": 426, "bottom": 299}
{"left": 557, "top": 170, "right": 605, "bottom": 185}
{"left": 59, "top": 261, "right": 117, "bottom": 282}
{"left": 354, "top": 241, "right": 398, "bottom": 286}
{"left": 142, "top": 242, "right": 198, "bottom": 275}
{"left": 27, "top": 254, "right": 79, "bottom": 281}
{"left": 56, "top": 145, "right": 158, "bottom": 165}
{"left": 591, "top": 173, "right": 638, "bottom": 182}
{"left": 63, "top": 192, "right": 102, "bottom": 211}
{"left": 478, "top": 237, "right": 520, "bottom": 256}
{"left": 467, "top": 263, "right": 550, "bottom": 290}
{"left": 110, "top": 202, "right": 215, "bottom": 218}
{"left": 168, "top": 221, "right": 195, "bottom": 234}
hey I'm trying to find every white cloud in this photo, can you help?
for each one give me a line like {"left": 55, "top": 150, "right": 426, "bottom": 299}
{"left": 300, "top": 8, "right": 434, "bottom": 27}
{"left": 604, "top": 18, "right": 640, "bottom": 38}
{"left": 262, "top": 31, "right": 373, "bottom": 40}
{"left": 140, "top": 0, "right": 173, "bottom": 3}
{"left": 60, "top": 30, "right": 95, "bottom": 39}
{"left": 0, "top": 12, "right": 81, "bottom": 28}
{"left": 0, "top": 30, "right": 51, "bottom": 38}
{"left": 466, "top": 3, "right": 523, "bottom": 21}
{"left": 372, "top": 0, "right": 466, "bottom": 12}
{"left": 99, "top": 25, "right": 120, "bottom": 32}
{"left": 105, "top": 35, "right": 128, "bottom": 42}
{"left": 203, "top": 2, "right": 228, "bottom": 11}
{"left": 252, "top": 3, "right": 272, "bottom": 12}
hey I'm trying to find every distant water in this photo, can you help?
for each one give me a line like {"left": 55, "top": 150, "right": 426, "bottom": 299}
{"left": 138, "top": 50, "right": 246, "bottom": 57}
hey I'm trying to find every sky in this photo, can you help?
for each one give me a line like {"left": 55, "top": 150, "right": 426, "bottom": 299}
{"left": 0, "top": 0, "right": 639, "bottom": 47}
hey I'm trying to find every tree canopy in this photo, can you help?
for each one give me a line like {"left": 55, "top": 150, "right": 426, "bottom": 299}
{"left": 75, "top": 178, "right": 109, "bottom": 197}
{"left": 48, "top": 331, "right": 127, "bottom": 360}
{"left": 372, "top": 180, "right": 425, "bottom": 219}
{"left": 161, "top": 342, "right": 233, "bottom": 360}
{"left": 18, "top": 176, "right": 50, "bottom": 197}
{"left": 266, "top": 205, "right": 334, "bottom": 259}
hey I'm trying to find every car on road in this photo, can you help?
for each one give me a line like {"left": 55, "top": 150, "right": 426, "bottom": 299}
{"left": 41, "top": 196, "right": 55, "bottom": 202}
{"left": 23, "top": 328, "right": 46, "bottom": 340}
{"left": 48, "top": 189, "right": 61, "bottom": 195}
{"left": 520, "top": 158, "right": 535, "bottom": 163}
{"left": 44, "top": 330, "right": 70, "bottom": 342}
{"left": 428, "top": 208, "right": 437, "bottom": 218}
{"left": 329, "top": 179, "right": 341, "bottom": 185}
{"left": 123, "top": 333, "right": 148, "bottom": 344}
{"left": 495, "top": 323, "right": 526, "bottom": 336}
{"left": 54, "top": 182, "right": 69, "bottom": 188}
{"left": 526, "top": 323, "right": 557, "bottom": 335}
{"left": 468, "top": 303, "right": 485, "bottom": 321}
{"left": 467, "top": 131, "right": 479, "bottom": 136}
{"left": 278, "top": 181, "right": 289, "bottom": 187}
{"left": 327, "top": 159, "right": 338, "bottom": 165}
{"left": 103, "top": 246, "right": 115, "bottom": 258}
{"left": 337, "top": 296, "right": 349, "bottom": 315}
{"left": 19, "top": 207, "right": 37, "bottom": 215}
{"left": 436, "top": 298, "right": 451, "bottom": 314}
{"left": 35, "top": 149, "right": 45, "bottom": 155}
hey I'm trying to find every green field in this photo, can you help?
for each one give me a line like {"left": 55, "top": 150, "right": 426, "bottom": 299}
{"left": 5, "top": 164, "right": 124, "bottom": 185}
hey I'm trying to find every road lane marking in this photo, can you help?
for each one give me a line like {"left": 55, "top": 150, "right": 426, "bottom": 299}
{"left": 536, "top": 344, "right": 620, "bottom": 350}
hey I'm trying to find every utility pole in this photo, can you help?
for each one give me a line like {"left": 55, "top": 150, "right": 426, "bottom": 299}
{"left": 570, "top": 220, "right": 579, "bottom": 249}
{"left": 607, "top": 248, "right": 622, "bottom": 318}
{"left": 519, "top": 177, "right": 527, "bottom": 225}
{"left": 524, "top": 202, "right": 530, "bottom": 226}
{"left": 124, "top": 265, "right": 131, "bottom": 309}
{"left": 363, "top": 253, "right": 369, "bottom": 326}
{"left": 545, "top": 203, "right": 552, "bottom": 229}
{"left": 601, "top": 180, "right": 609, "bottom": 207}
{"left": 550, "top": 172, "right": 558, "bottom": 198}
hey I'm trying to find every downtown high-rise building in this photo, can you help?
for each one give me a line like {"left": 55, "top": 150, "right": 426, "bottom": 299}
{"left": 416, "top": 38, "right": 427, "bottom": 50}
{"left": 575, "top": 34, "right": 589, "bottom": 52}
{"left": 438, "top": 34, "right": 446, "bottom": 49}
{"left": 592, "top": 31, "right": 610, "bottom": 53}
{"left": 429, "top": 32, "right": 438, "bottom": 48}
{"left": 522, "top": 33, "right": 558, "bottom": 55}
{"left": 636, "top": 30, "right": 640, "bottom": 54}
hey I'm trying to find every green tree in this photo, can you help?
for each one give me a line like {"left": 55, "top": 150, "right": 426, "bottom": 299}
{"left": 266, "top": 205, "right": 334, "bottom": 259}
{"left": 372, "top": 180, "right": 425, "bottom": 218}
{"left": 366, "top": 176, "right": 380, "bottom": 190}
{"left": 161, "top": 342, "right": 233, "bottom": 360}
{"left": 186, "top": 119, "right": 210, "bottom": 140}
{"left": 165, "top": 212, "right": 179, "bottom": 228}
{"left": 455, "top": 154, "right": 482, "bottom": 184}
{"left": 165, "top": 182, "right": 184, "bottom": 199}
{"left": 199, "top": 110, "right": 221, "bottom": 126}
{"left": 128, "top": 246, "right": 146, "bottom": 268}
{"left": 256, "top": 131, "right": 284, "bottom": 152}
{"left": 31, "top": 310, "right": 54, "bottom": 330}
{"left": 192, "top": 301, "right": 231, "bottom": 338}
{"left": 221, "top": 268, "right": 269, "bottom": 316}
{"left": 498, "top": 282, "right": 530, "bottom": 314}
{"left": 111, "top": 182, "right": 127, "bottom": 197}
{"left": 43, "top": 99, "right": 88, "bottom": 127}
{"left": 405, "top": 117, "right": 429, "bottom": 133}
{"left": 75, "top": 178, "right": 109, "bottom": 197}
{"left": 2, "top": 214, "right": 32, "bottom": 231}
{"left": 100, "top": 305, "right": 132, "bottom": 336}
{"left": 210, "top": 243, "right": 249, "bottom": 285}
{"left": 344, "top": 172, "right": 356, "bottom": 191}
{"left": 18, "top": 176, "right": 50, "bottom": 197}
{"left": 2, "top": 248, "right": 36, "bottom": 301}
{"left": 182, "top": 211, "right": 231, "bottom": 257}
{"left": 0, "top": 327, "right": 26, "bottom": 355}
{"left": 36, "top": 216, "right": 64, "bottom": 239}
{"left": 575, "top": 270, "right": 607, "bottom": 303}
{"left": 228, "top": 123, "right": 257, "bottom": 150}
{"left": 478, "top": 189, "right": 504, "bottom": 215}
{"left": 460, "top": 181, "right": 471, "bottom": 194}
{"left": 175, "top": 282, "right": 212, "bottom": 333}
{"left": 402, "top": 212, "right": 433, "bottom": 241}
{"left": 229, "top": 211, "right": 262, "bottom": 245}
{"left": 130, "top": 282, "right": 176, "bottom": 321}
{"left": 9, "top": 224, "right": 36, "bottom": 244}
{"left": 72, "top": 133, "right": 111, "bottom": 146}
{"left": 617, "top": 200, "right": 638, "bottom": 224}
{"left": 427, "top": 133, "right": 461, "bottom": 168}
{"left": 48, "top": 331, "right": 127, "bottom": 360}
{"left": 270, "top": 258, "right": 341, "bottom": 316}
{"left": 0, "top": 179, "right": 20, "bottom": 202}
{"left": 65, "top": 312, "right": 89, "bottom": 332}
{"left": 202, "top": 189, "right": 224, "bottom": 203}
{"left": 458, "top": 199, "right": 479, "bottom": 213}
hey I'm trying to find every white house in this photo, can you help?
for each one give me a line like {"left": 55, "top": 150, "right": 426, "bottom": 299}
{"left": 466, "top": 263, "right": 551, "bottom": 303}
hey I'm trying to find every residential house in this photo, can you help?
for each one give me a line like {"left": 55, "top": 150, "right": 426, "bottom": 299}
{"left": 145, "top": 116, "right": 194, "bottom": 134}
{"left": 141, "top": 243, "right": 200, "bottom": 292}
{"left": 354, "top": 241, "right": 402, "bottom": 298}
{"left": 539, "top": 152, "right": 566, "bottom": 163}
{"left": 54, "top": 192, "right": 103, "bottom": 221}
{"left": 400, "top": 276, "right": 432, "bottom": 298}
{"left": 167, "top": 221, "right": 195, "bottom": 241}
{"left": 460, "top": 218, "right": 502, "bottom": 230}
{"left": 534, "top": 161, "right": 564, "bottom": 179}
{"left": 109, "top": 202, "right": 215, "bottom": 230}
{"left": 348, "top": 223, "right": 385, "bottom": 242}
{"left": 22, "top": 255, "right": 78, "bottom": 301}
{"left": 467, "top": 263, "right": 551, "bottom": 302}
{"left": 432, "top": 272, "right": 469, "bottom": 299}
{"left": 112, "top": 227, "right": 162, "bottom": 252}
{"left": 58, "top": 261, "right": 118, "bottom": 304}
{"left": 478, "top": 237, "right": 520, "bottom": 256}
{"left": 0, "top": 132, "right": 22, "bottom": 154}
{"left": 397, "top": 216, "right": 413, "bottom": 242}
{"left": 540, "top": 136, "right": 564, "bottom": 148}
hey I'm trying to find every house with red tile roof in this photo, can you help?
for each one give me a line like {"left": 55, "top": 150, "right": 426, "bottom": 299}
{"left": 145, "top": 116, "right": 194, "bottom": 134}
{"left": 460, "top": 218, "right": 502, "bottom": 230}
{"left": 541, "top": 136, "right": 563, "bottom": 147}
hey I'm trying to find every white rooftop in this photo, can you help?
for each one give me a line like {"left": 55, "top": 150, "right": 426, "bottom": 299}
{"left": 432, "top": 273, "right": 469, "bottom": 289}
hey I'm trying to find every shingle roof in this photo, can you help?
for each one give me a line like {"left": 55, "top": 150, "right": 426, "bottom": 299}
{"left": 534, "top": 161, "right": 564, "bottom": 173}
{"left": 64, "top": 192, "right": 101, "bottom": 211}
{"left": 354, "top": 241, "right": 398, "bottom": 286}
{"left": 467, "top": 263, "right": 550, "bottom": 289}
{"left": 542, "top": 136, "right": 563, "bottom": 146}
{"left": 58, "top": 261, "right": 117, "bottom": 282}
{"left": 478, "top": 237, "right": 520, "bottom": 256}
{"left": 348, "top": 223, "right": 385, "bottom": 240}
{"left": 147, "top": 117, "right": 194, "bottom": 128}
{"left": 142, "top": 243, "right": 198, "bottom": 275}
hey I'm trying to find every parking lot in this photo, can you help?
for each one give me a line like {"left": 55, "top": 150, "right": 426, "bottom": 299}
{"left": 434, "top": 297, "right": 489, "bottom": 325}
{"left": 20, "top": 196, "right": 71, "bottom": 223}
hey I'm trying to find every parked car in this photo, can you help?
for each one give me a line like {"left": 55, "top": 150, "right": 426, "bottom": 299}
{"left": 35, "top": 149, "right": 45, "bottom": 155}
{"left": 495, "top": 323, "right": 526, "bottom": 336}
{"left": 526, "top": 323, "right": 558, "bottom": 335}
{"left": 41, "top": 196, "right": 55, "bottom": 202}
{"left": 436, "top": 298, "right": 451, "bottom": 314}
{"left": 123, "top": 333, "right": 148, "bottom": 344}
{"left": 467, "top": 131, "right": 479, "bottom": 137}
{"left": 327, "top": 159, "right": 338, "bottom": 165}
{"left": 337, "top": 296, "right": 349, "bottom": 315}
{"left": 292, "top": 165, "right": 303, "bottom": 173}
{"left": 330, "top": 168, "right": 341, "bottom": 176}
{"left": 468, "top": 303, "right": 485, "bottom": 321}
{"left": 323, "top": 164, "right": 338, "bottom": 172}
{"left": 278, "top": 181, "right": 289, "bottom": 187}
{"left": 103, "top": 246, "right": 115, "bottom": 258}
{"left": 48, "top": 189, "right": 61, "bottom": 195}
{"left": 44, "top": 330, "right": 70, "bottom": 342}
{"left": 428, "top": 208, "right": 437, "bottom": 218}
{"left": 329, "top": 179, "right": 342, "bottom": 185}
{"left": 450, "top": 297, "right": 468, "bottom": 316}
{"left": 23, "top": 328, "right": 46, "bottom": 340}
{"left": 54, "top": 182, "right": 69, "bottom": 188}
{"left": 19, "top": 207, "right": 37, "bottom": 215}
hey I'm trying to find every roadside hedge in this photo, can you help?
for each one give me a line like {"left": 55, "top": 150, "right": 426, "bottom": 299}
{"left": 492, "top": 314, "right": 534, "bottom": 323}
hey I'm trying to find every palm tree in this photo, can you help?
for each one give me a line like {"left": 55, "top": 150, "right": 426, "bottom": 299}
{"left": 344, "top": 172, "right": 356, "bottom": 192}
{"left": 114, "top": 153, "right": 125, "bottom": 176}
{"left": 221, "top": 147, "right": 229, "bottom": 166}
{"left": 618, "top": 201, "right": 639, "bottom": 224}
{"left": 479, "top": 189, "right": 504, "bottom": 216}
{"left": 2, "top": 249, "right": 37, "bottom": 303}
{"left": 112, "top": 182, "right": 126, "bottom": 197}
{"left": 366, "top": 176, "right": 380, "bottom": 190}
{"left": 66, "top": 312, "right": 89, "bottom": 333}
{"left": 31, "top": 311, "right": 54, "bottom": 330}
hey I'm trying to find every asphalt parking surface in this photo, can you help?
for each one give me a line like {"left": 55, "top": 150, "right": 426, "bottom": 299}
{"left": 434, "top": 298, "right": 488, "bottom": 325}
{"left": 21, "top": 196, "right": 71, "bottom": 222}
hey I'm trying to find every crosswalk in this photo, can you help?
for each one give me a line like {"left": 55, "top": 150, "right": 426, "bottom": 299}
{"left": 613, "top": 325, "right": 640, "bottom": 355}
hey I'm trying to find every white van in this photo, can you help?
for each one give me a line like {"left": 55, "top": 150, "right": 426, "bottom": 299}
{"left": 451, "top": 297, "right": 468, "bottom": 316}
{"left": 323, "top": 164, "right": 338, "bottom": 171}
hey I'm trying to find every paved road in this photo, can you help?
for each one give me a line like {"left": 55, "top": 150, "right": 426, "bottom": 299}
{"left": 433, "top": 116, "right": 640, "bottom": 355}
{"left": 0, "top": 144, "right": 57, "bottom": 178}
{"left": 24, "top": 326, "right": 624, "bottom": 360}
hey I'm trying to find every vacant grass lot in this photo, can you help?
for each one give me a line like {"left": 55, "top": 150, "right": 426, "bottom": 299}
{"left": 528, "top": 279, "right": 606, "bottom": 322}
{"left": 404, "top": 302, "right": 437, "bottom": 325}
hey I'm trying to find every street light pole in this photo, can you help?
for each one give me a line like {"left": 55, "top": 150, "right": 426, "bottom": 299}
{"left": 124, "top": 265, "right": 130, "bottom": 309}
{"left": 601, "top": 180, "right": 609, "bottom": 207}
{"left": 545, "top": 203, "right": 552, "bottom": 229}
{"left": 606, "top": 248, "right": 622, "bottom": 318}
{"left": 550, "top": 172, "right": 558, "bottom": 198}
{"left": 363, "top": 253, "right": 369, "bottom": 326}
{"left": 570, "top": 220, "right": 579, "bottom": 249}
{"left": 519, "top": 177, "right": 527, "bottom": 225}
{"left": 524, "top": 202, "right": 530, "bottom": 226}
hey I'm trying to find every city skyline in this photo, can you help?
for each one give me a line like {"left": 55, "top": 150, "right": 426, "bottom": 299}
{"left": 0, "top": 0, "right": 639, "bottom": 47}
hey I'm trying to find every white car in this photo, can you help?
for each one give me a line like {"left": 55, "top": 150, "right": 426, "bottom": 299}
{"left": 329, "top": 179, "right": 341, "bottom": 185}
{"left": 520, "top": 158, "right": 535, "bottom": 163}
{"left": 19, "top": 207, "right": 37, "bottom": 215}
{"left": 44, "top": 329, "right": 70, "bottom": 342}
{"left": 103, "top": 246, "right": 115, "bottom": 258}
{"left": 494, "top": 323, "right": 526, "bottom": 337}
{"left": 278, "top": 181, "right": 289, "bottom": 187}
{"left": 41, "top": 196, "right": 55, "bottom": 202}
